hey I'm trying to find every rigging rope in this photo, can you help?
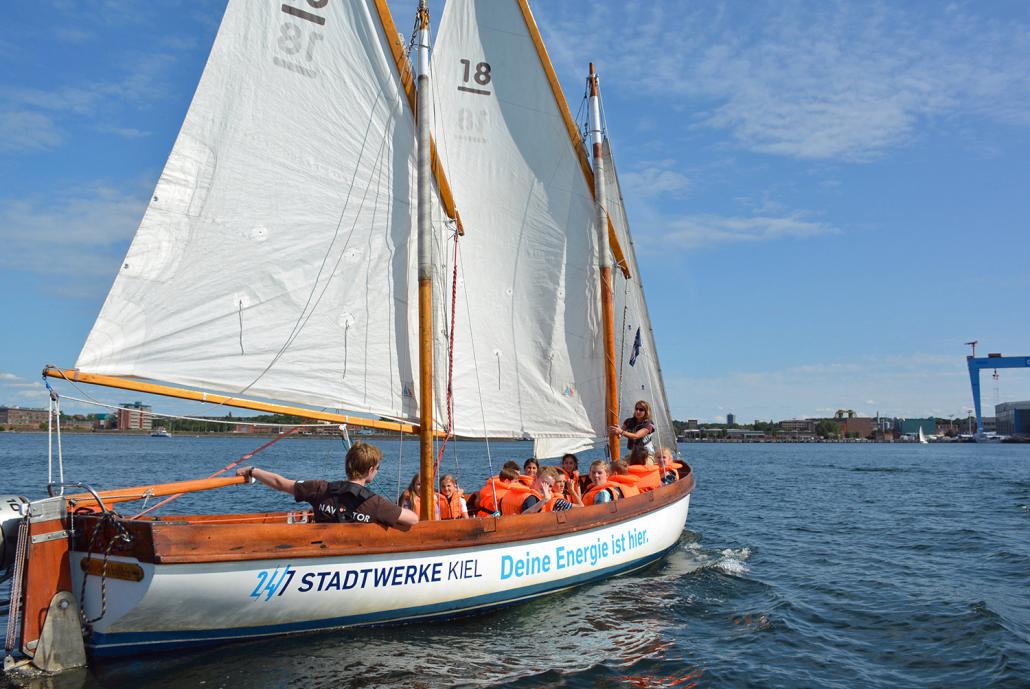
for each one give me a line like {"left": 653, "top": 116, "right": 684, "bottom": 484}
{"left": 433, "top": 225, "right": 461, "bottom": 477}
{"left": 132, "top": 426, "right": 303, "bottom": 519}
{"left": 456, "top": 239, "right": 498, "bottom": 513}
{"left": 617, "top": 279, "right": 630, "bottom": 393}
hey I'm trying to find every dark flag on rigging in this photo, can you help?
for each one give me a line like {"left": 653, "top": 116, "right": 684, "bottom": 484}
{"left": 629, "top": 327, "right": 642, "bottom": 366}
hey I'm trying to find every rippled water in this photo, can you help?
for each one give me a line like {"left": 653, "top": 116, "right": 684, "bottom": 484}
{"left": 1, "top": 434, "right": 1028, "bottom": 688}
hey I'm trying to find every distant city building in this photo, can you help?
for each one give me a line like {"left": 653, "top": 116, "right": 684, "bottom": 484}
{"left": 897, "top": 418, "right": 936, "bottom": 436}
{"left": 686, "top": 419, "right": 698, "bottom": 430}
{"left": 982, "top": 417, "right": 997, "bottom": 433}
{"left": 726, "top": 428, "right": 763, "bottom": 439}
{"left": 0, "top": 406, "right": 49, "bottom": 428}
{"left": 117, "top": 402, "right": 153, "bottom": 431}
{"left": 780, "top": 419, "right": 816, "bottom": 433}
{"left": 834, "top": 417, "right": 874, "bottom": 438}
{"left": 996, "top": 402, "right": 1030, "bottom": 437}
{"left": 726, "top": 413, "right": 736, "bottom": 425}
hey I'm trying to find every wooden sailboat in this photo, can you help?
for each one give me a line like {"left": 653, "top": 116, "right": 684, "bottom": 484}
{"left": 2, "top": 0, "right": 693, "bottom": 667}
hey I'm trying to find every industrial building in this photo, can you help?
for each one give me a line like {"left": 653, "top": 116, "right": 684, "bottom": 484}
{"left": 995, "top": 402, "right": 1030, "bottom": 437}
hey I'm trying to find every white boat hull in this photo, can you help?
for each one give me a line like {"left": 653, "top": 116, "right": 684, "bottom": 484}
{"left": 75, "top": 494, "right": 690, "bottom": 656}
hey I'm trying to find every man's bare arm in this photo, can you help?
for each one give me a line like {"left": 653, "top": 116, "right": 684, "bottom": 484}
{"left": 236, "top": 466, "right": 296, "bottom": 496}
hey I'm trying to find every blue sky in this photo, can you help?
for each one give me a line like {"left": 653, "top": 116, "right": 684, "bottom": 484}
{"left": 2, "top": 0, "right": 1029, "bottom": 424}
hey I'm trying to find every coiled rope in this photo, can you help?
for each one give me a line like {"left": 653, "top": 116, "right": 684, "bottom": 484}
{"left": 78, "top": 510, "right": 134, "bottom": 630}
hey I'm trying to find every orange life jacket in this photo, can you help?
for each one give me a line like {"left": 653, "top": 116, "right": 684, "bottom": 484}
{"left": 476, "top": 478, "right": 510, "bottom": 516}
{"left": 518, "top": 474, "right": 534, "bottom": 486}
{"left": 543, "top": 495, "right": 568, "bottom": 512}
{"left": 657, "top": 461, "right": 684, "bottom": 481}
{"left": 608, "top": 474, "right": 641, "bottom": 498}
{"left": 402, "top": 493, "right": 442, "bottom": 521}
{"left": 562, "top": 468, "right": 579, "bottom": 483}
{"left": 583, "top": 482, "right": 620, "bottom": 506}
{"left": 499, "top": 482, "right": 543, "bottom": 516}
{"left": 627, "top": 465, "right": 662, "bottom": 491}
{"left": 436, "top": 490, "right": 465, "bottom": 520}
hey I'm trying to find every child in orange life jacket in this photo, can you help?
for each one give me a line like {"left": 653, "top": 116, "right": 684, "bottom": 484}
{"left": 582, "top": 460, "right": 618, "bottom": 505}
{"left": 497, "top": 460, "right": 530, "bottom": 487}
{"left": 436, "top": 474, "right": 468, "bottom": 520}
{"left": 608, "top": 459, "right": 641, "bottom": 498}
{"left": 654, "top": 447, "right": 681, "bottom": 485}
{"left": 500, "top": 467, "right": 573, "bottom": 515}
{"left": 399, "top": 473, "right": 439, "bottom": 520}
{"left": 626, "top": 445, "right": 662, "bottom": 491}
{"left": 518, "top": 457, "right": 539, "bottom": 487}
{"left": 552, "top": 470, "right": 582, "bottom": 506}
{"left": 561, "top": 453, "right": 588, "bottom": 493}
{"left": 476, "top": 465, "right": 519, "bottom": 517}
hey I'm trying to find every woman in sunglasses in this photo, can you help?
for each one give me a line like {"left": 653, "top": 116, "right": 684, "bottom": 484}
{"left": 609, "top": 400, "right": 656, "bottom": 456}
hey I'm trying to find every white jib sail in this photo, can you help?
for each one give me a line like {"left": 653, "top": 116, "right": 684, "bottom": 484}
{"left": 433, "top": 0, "right": 606, "bottom": 455}
{"left": 77, "top": 0, "right": 442, "bottom": 422}
{"left": 603, "top": 140, "right": 676, "bottom": 452}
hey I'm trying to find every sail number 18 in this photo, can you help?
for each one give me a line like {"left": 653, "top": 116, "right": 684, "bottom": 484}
{"left": 274, "top": 1, "right": 329, "bottom": 79}
{"left": 458, "top": 59, "right": 492, "bottom": 96}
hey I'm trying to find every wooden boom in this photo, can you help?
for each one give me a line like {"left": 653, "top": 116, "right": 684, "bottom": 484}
{"left": 43, "top": 367, "right": 438, "bottom": 436}
{"left": 65, "top": 476, "right": 246, "bottom": 509}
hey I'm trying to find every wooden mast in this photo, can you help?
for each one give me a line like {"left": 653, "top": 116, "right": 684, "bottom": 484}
{"left": 415, "top": 1, "right": 435, "bottom": 519}
{"left": 587, "top": 64, "right": 620, "bottom": 462}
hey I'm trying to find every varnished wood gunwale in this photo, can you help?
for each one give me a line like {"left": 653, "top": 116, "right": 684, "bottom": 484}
{"left": 69, "top": 471, "right": 693, "bottom": 565}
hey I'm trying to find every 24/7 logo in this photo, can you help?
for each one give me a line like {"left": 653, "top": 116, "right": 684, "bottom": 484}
{"left": 250, "top": 566, "right": 294, "bottom": 601}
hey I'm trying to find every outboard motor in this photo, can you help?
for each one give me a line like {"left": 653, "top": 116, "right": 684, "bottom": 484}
{"left": 0, "top": 495, "right": 30, "bottom": 574}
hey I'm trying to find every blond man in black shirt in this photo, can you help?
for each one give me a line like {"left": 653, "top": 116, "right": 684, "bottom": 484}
{"left": 237, "top": 442, "right": 418, "bottom": 528}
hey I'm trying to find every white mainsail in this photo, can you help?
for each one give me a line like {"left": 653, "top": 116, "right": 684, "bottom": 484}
{"left": 432, "top": 0, "right": 606, "bottom": 454}
{"left": 603, "top": 140, "right": 676, "bottom": 451}
{"left": 77, "top": 0, "right": 442, "bottom": 423}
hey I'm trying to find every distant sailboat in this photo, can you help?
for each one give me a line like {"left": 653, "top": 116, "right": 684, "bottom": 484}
{"left": 918, "top": 427, "right": 928, "bottom": 444}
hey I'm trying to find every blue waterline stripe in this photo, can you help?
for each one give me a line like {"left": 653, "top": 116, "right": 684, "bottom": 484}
{"left": 88, "top": 545, "right": 675, "bottom": 657}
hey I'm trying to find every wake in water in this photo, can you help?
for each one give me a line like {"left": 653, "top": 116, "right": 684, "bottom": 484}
{"left": 672, "top": 540, "right": 753, "bottom": 578}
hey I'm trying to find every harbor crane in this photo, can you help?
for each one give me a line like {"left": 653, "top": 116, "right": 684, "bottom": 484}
{"left": 965, "top": 341, "right": 1030, "bottom": 437}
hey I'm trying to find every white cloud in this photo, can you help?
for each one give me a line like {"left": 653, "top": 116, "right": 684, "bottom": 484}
{"left": 661, "top": 211, "right": 840, "bottom": 250}
{"left": 0, "top": 49, "right": 181, "bottom": 151}
{"left": 0, "top": 110, "right": 63, "bottom": 152}
{"left": 0, "top": 371, "right": 46, "bottom": 405}
{"left": 619, "top": 160, "right": 691, "bottom": 199}
{"left": 54, "top": 27, "right": 94, "bottom": 44}
{"left": 97, "top": 125, "right": 150, "bottom": 139}
{"left": 537, "top": 2, "right": 1030, "bottom": 161}
{"left": 0, "top": 181, "right": 148, "bottom": 246}
{"left": 0, "top": 180, "right": 149, "bottom": 293}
